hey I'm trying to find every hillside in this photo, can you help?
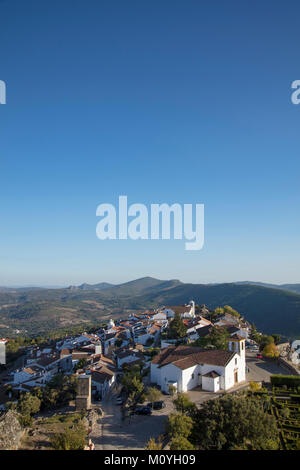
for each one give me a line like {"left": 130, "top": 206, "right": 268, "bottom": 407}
{"left": 138, "top": 282, "right": 300, "bottom": 338}
{"left": 234, "top": 281, "right": 300, "bottom": 295}
{"left": 0, "top": 277, "right": 300, "bottom": 339}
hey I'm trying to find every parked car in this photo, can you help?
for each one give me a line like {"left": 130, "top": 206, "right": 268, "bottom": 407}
{"left": 147, "top": 401, "right": 166, "bottom": 410}
{"left": 256, "top": 353, "right": 263, "bottom": 359}
{"left": 135, "top": 406, "right": 152, "bottom": 415}
{"left": 116, "top": 397, "right": 124, "bottom": 405}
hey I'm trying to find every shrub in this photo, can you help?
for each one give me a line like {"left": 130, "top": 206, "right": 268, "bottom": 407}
{"left": 50, "top": 423, "right": 87, "bottom": 450}
{"left": 145, "top": 437, "right": 163, "bottom": 450}
{"left": 249, "top": 381, "right": 261, "bottom": 392}
{"left": 271, "top": 375, "right": 300, "bottom": 388}
{"left": 262, "top": 343, "right": 279, "bottom": 358}
{"left": 169, "top": 436, "right": 194, "bottom": 450}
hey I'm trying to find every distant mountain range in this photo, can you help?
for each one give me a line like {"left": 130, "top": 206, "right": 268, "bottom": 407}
{"left": 0, "top": 277, "right": 300, "bottom": 339}
{"left": 234, "top": 281, "right": 300, "bottom": 295}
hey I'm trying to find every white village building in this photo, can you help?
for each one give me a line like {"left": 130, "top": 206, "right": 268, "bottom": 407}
{"left": 160, "top": 301, "right": 196, "bottom": 319}
{"left": 151, "top": 335, "right": 246, "bottom": 393}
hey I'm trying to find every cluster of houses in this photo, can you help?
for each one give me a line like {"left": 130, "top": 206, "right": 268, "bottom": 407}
{"left": 6, "top": 300, "right": 298, "bottom": 404}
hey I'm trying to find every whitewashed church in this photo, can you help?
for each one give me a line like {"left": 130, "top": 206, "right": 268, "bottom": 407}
{"left": 151, "top": 335, "right": 246, "bottom": 393}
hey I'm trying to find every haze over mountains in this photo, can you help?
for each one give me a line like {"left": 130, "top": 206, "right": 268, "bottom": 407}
{"left": 0, "top": 277, "right": 300, "bottom": 339}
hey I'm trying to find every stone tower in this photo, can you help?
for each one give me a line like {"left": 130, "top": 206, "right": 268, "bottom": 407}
{"left": 76, "top": 374, "right": 91, "bottom": 411}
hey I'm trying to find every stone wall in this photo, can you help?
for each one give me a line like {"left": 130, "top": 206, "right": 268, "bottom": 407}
{"left": 278, "top": 357, "right": 300, "bottom": 375}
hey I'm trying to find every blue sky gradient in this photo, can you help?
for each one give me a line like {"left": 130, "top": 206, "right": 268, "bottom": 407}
{"left": 1, "top": 0, "right": 300, "bottom": 286}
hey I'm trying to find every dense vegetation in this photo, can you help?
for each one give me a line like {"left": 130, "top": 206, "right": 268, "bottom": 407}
{"left": 164, "top": 392, "right": 279, "bottom": 450}
{"left": 7, "top": 373, "right": 79, "bottom": 425}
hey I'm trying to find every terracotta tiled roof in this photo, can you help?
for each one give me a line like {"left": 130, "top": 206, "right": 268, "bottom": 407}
{"left": 91, "top": 367, "right": 114, "bottom": 384}
{"left": 92, "top": 354, "right": 115, "bottom": 367}
{"left": 116, "top": 349, "right": 144, "bottom": 360}
{"left": 225, "top": 326, "right": 240, "bottom": 335}
{"left": 36, "top": 355, "right": 59, "bottom": 367}
{"left": 152, "top": 345, "right": 235, "bottom": 370}
{"left": 195, "top": 325, "right": 213, "bottom": 337}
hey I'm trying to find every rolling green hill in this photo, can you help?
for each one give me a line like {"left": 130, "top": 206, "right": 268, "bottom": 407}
{"left": 0, "top": 277, "right": 299, "bottom": 339}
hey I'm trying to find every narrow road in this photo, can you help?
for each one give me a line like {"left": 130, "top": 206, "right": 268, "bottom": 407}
{"left": 92, "top": 391, "right": 170, "bottom": 450}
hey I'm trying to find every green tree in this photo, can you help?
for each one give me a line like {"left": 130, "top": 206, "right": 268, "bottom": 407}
{"left": 191, "top": 394, "right": 279, "bottom": 450}
{"left": 73, "top": 358, "right": 87, "bottom": 371}
{"left": 259, "top": 335, "right": 275, "bottom": 351}
{"left": 213, "top": 307, "right": 224, "bottom": 316}
{"left": 35, "top": 374, "right": 78, "bottom": 410}
{"left": 166, "top": 412, "right": 193, "bottom": 439}
{"left": 208, "top": 326, "right": 230, "bottom": 350}
{"left": 168, "top": 312, "right": 187, "bottom": 339}
{"left": 223, "top": 305, "right": 240, "bottom": 318}
{"left": 16, "top": 392, "right": 41, "bottom": 427}
{"left": 146, "top": 387, "right": 162, "bottom": 406}
{"left": 122, "top": 373, "right": 145, "bottom": 407}
{"left": 271, "top": 334, "right": 281, "bottom": 345}
{"left": 173, "top": 393, "right": 196, "bottom": 415}
{"left": 169, "top": 436, "right": 194, "bottom": 450}
{"left": 17, "top": 393, "right": 40, "bottom": 416}
{"left": 250, "top": 323, "right": 261, "bottom": 344}
{"left": 262, "top": 343, "right": 279, "bottom": 358}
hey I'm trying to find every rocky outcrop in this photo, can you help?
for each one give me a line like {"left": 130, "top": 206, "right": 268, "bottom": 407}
{"left": 0, "top": 410, "right": 24, "bottom": 450}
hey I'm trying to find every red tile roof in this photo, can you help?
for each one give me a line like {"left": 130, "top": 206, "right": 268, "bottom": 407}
{"left": 152, "top": 345, "right": 235, "bottom": 370}
{"left": 91, "top": 367, "right": 115, "bottom": 384}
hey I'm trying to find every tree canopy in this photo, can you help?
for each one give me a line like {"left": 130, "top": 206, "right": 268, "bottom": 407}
{"left": 262, "top": 342, "right": 279, "bottom": 358}
{"left": 166, "top": 412, "right": 193, "bottom": 439}
{"left": 191, "top": 394, "right": 279, "bottom": 450}
{"left": 168, "top": 312, "right": 187, "bottom": 339}
{"left": 146, "top": 387, "right": 162, "bottom": 404}
{"left": 173, "top": 393, "right": 196, "bottom": 415}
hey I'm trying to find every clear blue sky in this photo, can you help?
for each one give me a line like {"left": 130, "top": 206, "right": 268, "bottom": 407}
{"left": 1, "top": 0, "right": 300, "bottom": 286}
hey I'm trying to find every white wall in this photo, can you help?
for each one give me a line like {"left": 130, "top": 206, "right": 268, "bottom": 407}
{"left": 181, "top": 365, "right": 199, "bottom": 391}
{"left": 202, "top": 375, "right": 220, "bottom": 392}
{"left": 151, "top": 363, "right": 182, "bottom": 393}
{"left": 151, "top": 343, "right": 246, "bottom": 393}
